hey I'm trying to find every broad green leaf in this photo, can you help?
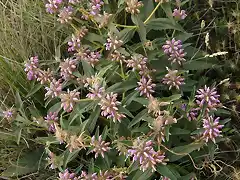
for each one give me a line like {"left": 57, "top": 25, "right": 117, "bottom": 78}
{"left": 87, "top": 106, "right": 101, "bottom": 133}
{"left": 48, "top": 102, "right": 61, "bottom": 113}
{"left": 2, "top": 148, "right": 45, "bottom": 177}
{"left": 118, "top": 106, "right": 134, "bottom": 118}
{"left": 131, "top": 15, "right": 147, "bottom": 43}
{"left": 133, "top": 97, "right": 148, "bottom": 106}
{"left": 128, "top": 109, "right": 148, "bottom": 128}
{"left": 63, "top": 149, "right": 80, "bottom": 169}
{"left": 85, "top": 32, "right": 105, "bottom": 44}
{"left": 178, "top": 173, "right": 196, "bottom": 180}
{"left": 132, "top": 169, "right": 153, "bottom": 180}
{"left": 160, "top": 94, "right": 182, "bottom": 102}
{"left": 161, "top": 1, "right": 174, "bottom": 20}
{"left": 183, "top": 60, "right": 218, "bottom": 70}
{"left": 168, "top": 142, "right": 205, "bottom": 162}
{"left": 146, "top": 18, "right": 185, "bottom": 32}
{"left": 15, "top": 91, "right": 23, "bottom": 109}
{"left": 122, "top": 91, "right": 139, "bottom": 106}
{"left": 157, "top": 165, "right": 179, "bottom": 180}
{"left": 170, "top": 128, "right": 191, "bottom": 135}
{"left": 26, "top": 84, "right": 43, "bottom": 98}
{"left": 142, "top": 0, "right": 155, "bottom": 21}
{"left": 82, "top": 60, "right": 94, "bottom": 76}
{"left": 119, "top": 28, "right": 136, "bottom": 44}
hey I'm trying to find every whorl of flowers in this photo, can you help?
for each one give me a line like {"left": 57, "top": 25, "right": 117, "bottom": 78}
{"left": 147, "top": 96, "right": 170, "bottom": 117}
{"left": 46, "top": 151, "right": 57, "bottom": 169}
{"left": 68, "top": 27, "right": 88, "bottom": 52}
{"left": 98, "top": 92, "right": 126, "bottom": 122}
{"left": 173, "top": 9, "right": 187, "bottom": 20}
{"left": 59, "top": 169, "right": 79, "bottom": 180}
{"left": 125, "top": 0, "right": 143, "bottom": 14}
{"left": 187, "top": 108, "right": 199, "bottom": 121}
{"left": 90, "top": 135, "right": 111, "bottom": 158}
{"left": 86, "top": 84, "right": 105, "bottom": 99}
{"left": 105, "top": 33, "right": 123, "bottom": 51}
{"left": 82, "top": 49, "right": 101, "bottom": 67}
{"left": 44, "top": 112, "right": 58, "bottom": 132}
{"left": 128, "top": 138, "right": 167, "bottom": 172}
{"left": 60, "top": 89, "right": 80, "bottom": 112}
{"left": 90, "top": 0, "right": 104, "bottom": 16}
{"left": 3, "top": 109, "right": 14, "bottom": 121}
{"left": 24, "top": 56, "right": 39, "bottom": 80}
{"left": 45, "top": 0, "right": 63, "bottom": 14}
{"left": 45, "top": 79, "right": 62, "bottom": 98}
{"left": 96, "top": 11, "right": 113, "bottom": 28}
{"left": 66, "top": 133, "right": 86, "bottom": 152}
{"left": 125, "top": 54, "right": 147, "bottom": 71}
{"left": 162, "top": 38, "right": 186, "bottom": 65}
{"left": 55, "top": 124, "right": 68, "bottom": 144}
{"left": 57, "top": 6, "right": 73, "bottom": 24}
{"left": 110, "top": 50, "right": 126, "bottom": 62}
{"left": 80, "top": 171, "right": 98, "bottom": 180}
{"left": 59, "top": 58, "right": 77, "bottom": 80}
{"left": 136, "top": 77, "right": 156, "bottom": 98}
{"left": 203, "top": 116, "right": 224, "bottom": 143}
{"left": 68, "top": 0, "right": 81, "bottom": 4}
{"left": 37, "top": 68, "right": 53, "bottom": 84}
{"left": 195, "top": 85, "right": 220, "bottom": 112}
{"left": 162, "top": 68, "right": 185, "bottom": 90}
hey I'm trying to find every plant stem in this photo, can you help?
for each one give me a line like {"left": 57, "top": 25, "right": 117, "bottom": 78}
{"left": 144, "top": 2, "right": 161, "bottom": 24}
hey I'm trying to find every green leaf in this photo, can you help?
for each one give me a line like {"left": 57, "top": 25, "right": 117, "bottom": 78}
{"left": 170, "top": 128, "right": 191, "bottom": 135}
{"left": 122, "top": 91, "right": 139, "bottom": 106}
{"left": 183, "top": 60, "right": 218, "bottom": 70}
{"left": 168, "top": 142, "right": 205, "bottom": 162}
{"left": 119, "top": 28, "right": 136, "bottom": 44}
{"left": 118, "top": 106, "right": 134, "bottom": 118}
{"left": 15, "top": 91, "right": 23, "bottom": 109}
{"left": 87, "top": 106, "right": 101, "bottom": 133}
{"left": 142, "top": 0, "right": 155, "bottom": 21}
{"left": 132, "top": 169, "right": 153, "bottom": 180}
{"left": 128, "top": 109, "right": 148, "bottom": 128}
{"left": 156, "top": 165, "right": 179, "bottom": 180}
{"left": 161, "top": 1, "right": 174, "bottom": 20}
{"left": 48, "top": 102, "right": 61, "bottom": 113}
{"left": 131, "top": 15, "right": 147, "bottom": 43}
{"left": 85, "top": 32, "right": 105, "bottom": 44}
{"left": 133, "top": 97, "right": 148, "bottom": 106}
{"left": 178, "top": 173, "right": 196, "bottom": 180}
{"left": 146, "top": 18, "right": 185, "bottom": 32}
{"left": 160, "top": 94, "right": 182, "bottom": 102}
{"left": 63, "top": 149, "right": 80, "bottom": 169}
{"left": 2, "top": 148, "right": 45, "bottom": 177}
{"left": 26, "top": 84, "right": 43, "bottom": 98}
{"left": 82, "top": 60, "right": 94, "bottom": 76}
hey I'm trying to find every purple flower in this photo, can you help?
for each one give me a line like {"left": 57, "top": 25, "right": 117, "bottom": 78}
{"left": 45, "top": 0, "right": 63, "bottom": 14}
{"left": 44, "top": 112, "right": 58, "bottom": 132}
{"left": 24, "top": 56, "right": 39, "bottom": 80}
{"left": 128, "top": 138, "right": 166, "bottom": 172}
{"left": 162, "top": 68, "right": 185, "bottom": 90}
{"left": 37, "top": 68, "right": 53, "bottom": 84}
{"left": 60, "top": 89, "right": 80, "bottom": 112}
{"left": 136, "top": 77, "right": 156, "bottom": 98}
{"left": 187, "top": 108, "right": 199, "bottom": 121}
{"left": 105, "top": 33, "right": 123, "bottom": 51}
{"left": 45, "top": 79, "right": 62, "bottom": 98}
{"left": 57, "top": 6, "right": 73, "bottom": 24}
{"left": 82, "top": 50, "right": 101, "bottom": 67}
{"left": 173, "top": 9, "right": 187, "bottom": 20}
{"left": 59, "top": 169, "right": 78, "bottom": 180}
{"left": 195, "top": 85, "right": 220, "bottom": 112}
{"left": 68, "top": 0, "right": 81, "bottom": 4}
{"left": 59, "top": 58, "right": 77, "bottom": 80}
{"left": 80, "top": 171, "right": 98, "bottom": 180}
{"left": 125, "top": 54, "right": 147, "bottom": 71}
{"left": 98, "top": 92, "right": 126, "bottom": 122}
{"left": 3, "top": 109, "right": 14, "bottom": 120}
{"left": 162, "top": 38, "right": 186, "bottom": 65}
{"left": 68, "top": 27, "right": 88, "bottom": 52}
{"left": 203, "top": 116, "right": 224, "bottom": 143}
{"left": 90, "top": 0, "right": 104, "bottom": 16}
{"left": 86, "top": 84, "right": 105, "bottom": 99}
{"left": 125, "top": 0, "right": 143, "bottom": 14}
{"left": 90, "top": 135, "right": 111, "bottom": 158}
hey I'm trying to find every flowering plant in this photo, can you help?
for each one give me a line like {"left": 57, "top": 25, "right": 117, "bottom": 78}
{"left": 1, "top": 0, "right": 232, "bottom": 179}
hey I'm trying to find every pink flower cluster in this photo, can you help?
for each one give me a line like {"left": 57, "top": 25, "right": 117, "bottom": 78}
{"left": 24, "top": 56, "right": 39, "bottom": 80}
{"left": 90, "top": 135, "right": 111, "bottom": 158}
{"left": 44, "top": 112, "right": 58, "bottom": 132}
{"left": 128, "top": 138, "right": 166, "bottom": 172}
